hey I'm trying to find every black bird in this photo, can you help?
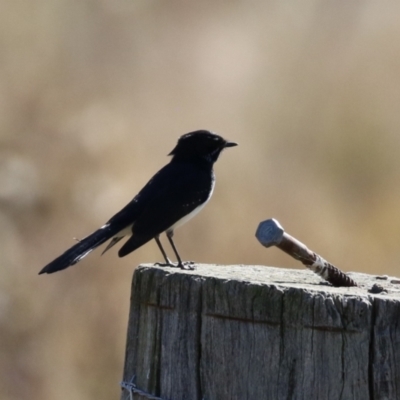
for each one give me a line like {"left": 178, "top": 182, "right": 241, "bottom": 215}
{"left": 39, "top": 130, "right": 237, "bottom": 274}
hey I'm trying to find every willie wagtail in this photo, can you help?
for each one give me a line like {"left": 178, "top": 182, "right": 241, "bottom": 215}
{"left": 39, "top": 130, "right": 237, "bottom": 274}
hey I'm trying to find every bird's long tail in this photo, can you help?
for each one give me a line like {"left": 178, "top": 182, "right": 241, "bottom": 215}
{"left": 39, "top": 224, "right": 121, "bottom": 274}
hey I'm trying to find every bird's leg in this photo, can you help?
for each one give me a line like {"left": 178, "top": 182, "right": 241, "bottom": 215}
{"left": 154, "top": 236, "right": 176, "bottom": 267}
{"left": 166, "top": 230, "right": 196, "bottom": 270}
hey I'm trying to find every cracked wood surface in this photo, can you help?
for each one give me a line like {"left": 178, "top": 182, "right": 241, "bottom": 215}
{"left": 120, "top": 264, "right": 400, "bottom": 400}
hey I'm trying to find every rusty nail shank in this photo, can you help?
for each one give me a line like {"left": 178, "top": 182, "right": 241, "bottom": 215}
{"left": 255, "top": 219, "right": 357, "bottom": 287}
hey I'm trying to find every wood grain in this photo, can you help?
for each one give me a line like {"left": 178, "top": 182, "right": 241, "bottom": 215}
{"left": 120, "top": 264, "right": 400, "bottom": 400}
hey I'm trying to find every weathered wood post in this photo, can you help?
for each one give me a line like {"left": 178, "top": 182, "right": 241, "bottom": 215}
{"left": 120, "top": 264, "right": 400, "bottom": 400}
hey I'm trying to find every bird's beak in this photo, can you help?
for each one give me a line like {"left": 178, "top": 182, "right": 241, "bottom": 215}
{"left": 224, "top": 141, "right": 238, "bottom": 148}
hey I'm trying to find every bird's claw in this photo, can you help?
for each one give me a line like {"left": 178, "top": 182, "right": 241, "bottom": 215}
{"left": 179, "top": 261, "right": 196, "bottom": 270}
{"left": 155, "top": 261, "right": 175, "bottom": 268}
{"left": 155, "top": 260, "right": 196, "bottom": 270}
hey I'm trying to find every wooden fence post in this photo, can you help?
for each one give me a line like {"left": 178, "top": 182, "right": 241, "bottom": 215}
{"left": 120, "top": 264, "right": 400, "bottom": 400}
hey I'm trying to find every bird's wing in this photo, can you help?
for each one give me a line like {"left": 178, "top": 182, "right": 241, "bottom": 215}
{"left": 118, "top": 165, "right": 213, "bottom": 257}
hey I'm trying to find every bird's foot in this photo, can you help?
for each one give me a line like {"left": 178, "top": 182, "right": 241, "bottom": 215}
{"left": 154, "top": 262, "right": 176, "bottom": 267}
{"left": 155, "top": 261, "right": 174, "bottom": 268}
{"left": 155, "top": 258, "right": 176, "bottom": 268}
{"left": 155, "top": 260, "right": 196, "bottom": 270}
{"left": 178, "top": 261, "right": 196, "bottom": 270}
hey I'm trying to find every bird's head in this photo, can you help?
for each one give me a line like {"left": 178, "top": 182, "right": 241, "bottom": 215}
{"left": 169, "top": 130, "right": 237, "bottom": 163}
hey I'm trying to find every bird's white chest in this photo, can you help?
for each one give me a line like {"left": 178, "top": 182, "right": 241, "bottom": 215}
{"left": 167, "top": 178, "right": 215, "bottom": 232}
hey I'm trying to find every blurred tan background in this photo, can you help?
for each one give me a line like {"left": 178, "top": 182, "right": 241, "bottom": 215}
{"left": 2, "top": 1, "right": 400, "bottom": 399}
